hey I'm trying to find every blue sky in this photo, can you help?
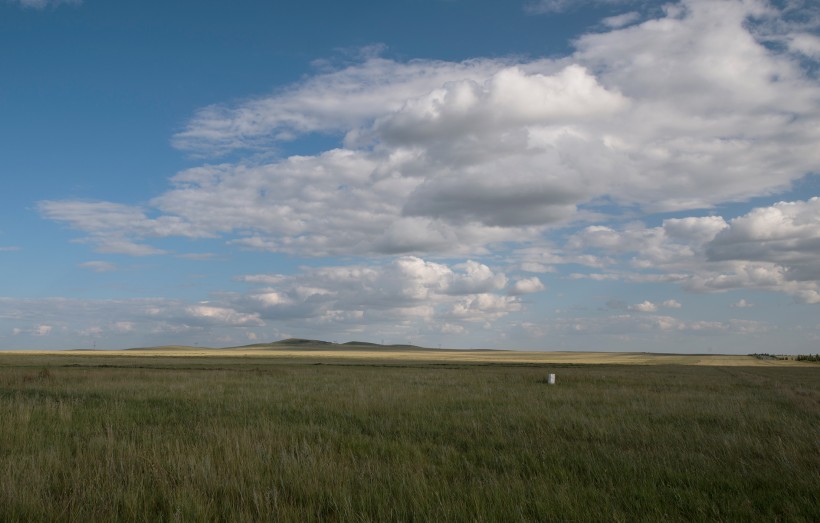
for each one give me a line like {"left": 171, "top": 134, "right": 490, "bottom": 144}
{"left": 2, "top": 0, "right": 819, "bottom": 352}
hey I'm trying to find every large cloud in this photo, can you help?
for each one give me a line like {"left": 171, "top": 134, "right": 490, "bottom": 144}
{"left": 39, "top": 1, "right": 820, "bottom": 286}
{"left": 172, "top": 57, "right": 520, "bottom": 157}
{"left": 235, "top": 256, "right": 522, "bottom": 324}
{"left": 706, "top": 198, "right": 820, "bottom": 278}
{"left": 0, "top": 257, "right": 538, "bottom": 349}
{"left": 570, "top": 0, "right": 820, "bottom": 210}
{"left": 566, "top": 197, "right": 820, "bottom": 304}
{"left": 37, "top": 199, "right": 212, "bottom": 256}
{"left": 699, "top": 197, "right": 820, "bottom": 301}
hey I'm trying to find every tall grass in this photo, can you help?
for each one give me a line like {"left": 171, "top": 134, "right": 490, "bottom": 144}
{"left": 0, "top": 357, "right": 817, "bottom": 521}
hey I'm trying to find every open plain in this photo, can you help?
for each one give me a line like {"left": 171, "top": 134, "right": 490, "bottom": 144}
{"left": 1, "top": 341, "right": 817, "bottom": 521}
{"left": 2, "top": 338, "right": 810, "bottom": 366}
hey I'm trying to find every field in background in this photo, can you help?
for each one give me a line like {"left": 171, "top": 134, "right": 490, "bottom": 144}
{"left": 0, "top": 347, "right": 817, "bottom": 521}
{"left": 1, "top": 338, "right": 810, "bottom": 366}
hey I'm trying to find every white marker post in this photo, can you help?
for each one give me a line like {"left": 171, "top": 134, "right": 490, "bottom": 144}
{"left": 548, "top": 373, "right": 556, "bottom": 385}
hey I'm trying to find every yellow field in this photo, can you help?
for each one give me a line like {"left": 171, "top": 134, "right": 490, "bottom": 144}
{"left": 0, "top": 346, "right": 806, "bottom": 366}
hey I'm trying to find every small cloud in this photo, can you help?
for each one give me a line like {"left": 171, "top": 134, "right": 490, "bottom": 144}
{"left": 33, "top": 324, "right": 53, "bottom": 336}
{"left": 509, "top": 277, "right": 546, "bottom": 295}
{"left": 176, "top": 253, "right": 216, "bottom": 260}
{"left": 185, "top": 305, "right": 265, "bottom": 327}
{"left": 628, "top": 299, "right": 680, "bottom": 313}
{"left": 79, "top": 261, "right": 117, "bottom": 272}
{"left": 95, "top": 240, "right": 166, "bottom": 257}
{"left": 236, "top": 274, "right": 288, "bottom": 285}
{"left": 629, "top": 300, "right": 658, "bottom": 313}
{"left": 252, "top": 291, "right": 292, "bottom": 307}
{"left": 0, "top": 246, "right": 21, "bottom": 252}
{"left": 602, "top": 11, "right": 640, "bottom": 28}
{"left": 569, "top": 273, "right": 619, "bottom": 281}
{"left": 730, "top": 299, "right": 754, "bottom": 309}
{"left": 13, "top": 0, "right": 81, "bottom": 9}
{"left": 519, "top": 262, "right": 556, "bottom": 273}
{"left": 523, "top": 0, "right": 573, "bottom": 14}
{"left": 525, "top": 0, "right": 636, "bottom": 15}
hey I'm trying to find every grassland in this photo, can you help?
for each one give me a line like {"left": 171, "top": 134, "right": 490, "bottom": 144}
{"left": 0, "top": 347, "right": 817, "bottom": 521}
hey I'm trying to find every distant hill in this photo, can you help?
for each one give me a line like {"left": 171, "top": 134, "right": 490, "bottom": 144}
{"left": 273, "top": 338, "right": 334, "bottom": 346}
{"left": 125, "top": 345, "right": 205, "bottom": 351}
{"left": 226, "top": 338, "right": 430, "bottom": 351}
{"left": 340, "top": 340, "right": 428, "bottom": 350}
{"left": 227, "top": 338, "right": 331, "bottom": 350}
{"left": 125, "top": 338, "right": 467, "bottom": 352}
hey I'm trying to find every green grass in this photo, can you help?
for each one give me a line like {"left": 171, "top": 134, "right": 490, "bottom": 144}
{"left": 0, "top": 356, "right": 818, "bottom": 521}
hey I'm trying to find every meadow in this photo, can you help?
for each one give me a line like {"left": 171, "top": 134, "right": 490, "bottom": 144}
{"left": 0, "top": 349, "right": 817, "bottom": 521}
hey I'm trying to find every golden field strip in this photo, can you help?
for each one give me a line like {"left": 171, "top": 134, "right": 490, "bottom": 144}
{"left": 0, "top": 346, "right": 806, "bottom": 366}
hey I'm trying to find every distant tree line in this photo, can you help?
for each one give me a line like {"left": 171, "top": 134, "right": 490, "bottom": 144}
{"left": 751, "top": 353, "right": 820, "bottom": 362}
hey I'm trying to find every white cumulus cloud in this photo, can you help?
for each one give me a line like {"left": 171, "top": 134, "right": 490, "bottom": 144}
{"left": 629, "top": 301, "right": 658, "bottom": 313}
{"left": 185, "top": 305, "right": 264, "bottom": 327}
{"left": 41, "top": 1, "right": 820, "bottom": 260}
{"left": 30, "top": 0, "right": 820, "bottom": 323}
{"left": 235, "top": 256, "right": 521, "bottom": 330}
{"left": 567, "top": 197, "right": 820, "bottom": 304}
{"left": 509, "top": 277, "right": 546, "bottom": 295}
